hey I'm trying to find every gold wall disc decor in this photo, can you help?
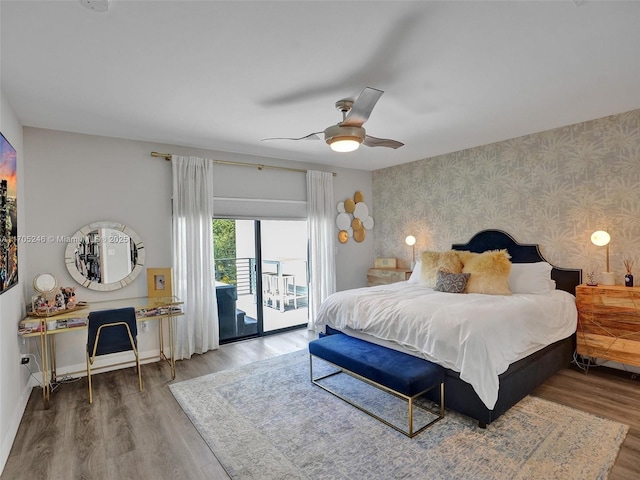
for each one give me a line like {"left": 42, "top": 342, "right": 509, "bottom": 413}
{"left": 353, "top": 228, "right": 366, "bottom": 242}
{"left": 335, "top": 191, "right": 374, "bottom": 244}
{"left": 344, "top": 198, "right": 356, "bottom": 213}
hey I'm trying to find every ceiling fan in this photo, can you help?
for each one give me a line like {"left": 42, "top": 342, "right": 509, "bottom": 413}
{"left": 262, "top": 87, "right": 404, "bottom": 152}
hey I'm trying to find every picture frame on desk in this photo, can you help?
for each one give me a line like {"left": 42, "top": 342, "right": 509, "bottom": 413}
{"left": 147, "top": 267, "right": 173, "bottom": 297}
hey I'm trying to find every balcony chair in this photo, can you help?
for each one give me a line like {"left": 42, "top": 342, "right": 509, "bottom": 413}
{"left": 86, "top": 307, "right": 142, "bottom": 404}
{"left": 216, "top": 283, "right": 239, "bottom": 340}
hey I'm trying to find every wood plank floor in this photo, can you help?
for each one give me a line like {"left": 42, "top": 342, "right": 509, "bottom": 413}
{"left": 533, "top": 364, "right": 640, "bottom": 480}
{"left": 2, "top": 329, "right": 639, "bottom": 480}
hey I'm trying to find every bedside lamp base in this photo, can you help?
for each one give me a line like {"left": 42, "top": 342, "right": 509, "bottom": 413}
{"left": 600, "top": 272, "right": 615, "bottom": 286}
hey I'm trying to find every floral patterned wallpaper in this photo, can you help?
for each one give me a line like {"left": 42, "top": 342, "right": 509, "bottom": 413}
{"left": 372, "top": 109, "right": 640, "bottom": 284}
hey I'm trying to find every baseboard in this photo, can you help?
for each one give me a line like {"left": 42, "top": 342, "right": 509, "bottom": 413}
{"left": 0, "top": 379, "right": 33, "bottom": 476}
{"left": 22, "top": 347, "right": 163, "bottom": 382}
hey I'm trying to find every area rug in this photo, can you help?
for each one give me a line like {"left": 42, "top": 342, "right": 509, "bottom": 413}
{"left": 169, "top": 349, "right": 628, "bottom": 480}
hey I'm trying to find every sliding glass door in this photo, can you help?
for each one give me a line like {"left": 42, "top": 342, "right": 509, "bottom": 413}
{"left": 213, "top": 218, "right": 308, "bottom": 343}
{"left": 260, "top": 220, "right": 308, "bottom": 333}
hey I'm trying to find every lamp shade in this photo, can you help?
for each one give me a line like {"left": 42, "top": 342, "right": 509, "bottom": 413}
{"left": 591, "top": 230, "right": 611, "bottom": 247}
{"left": 405, "top": 235, "right": 416, "bottom": 246}
{"left": 591, "top": 230, "right": 613, "bottom": 282}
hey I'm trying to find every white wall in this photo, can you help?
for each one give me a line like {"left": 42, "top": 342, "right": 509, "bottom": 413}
{"left": 0, "top": 89, "right": 29, "bottom": 474}
{"left": 21, "top": 127, "right": 372, "bottom": 378}
{"left": 22, "top": 128, "right": 173, "bottom": 374}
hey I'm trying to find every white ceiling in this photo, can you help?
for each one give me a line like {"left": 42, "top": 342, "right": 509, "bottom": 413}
{"left": 2, "top": 0, "right": 640, "bottom": 171}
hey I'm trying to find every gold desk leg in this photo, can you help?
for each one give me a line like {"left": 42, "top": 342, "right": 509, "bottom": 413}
{"left": 158, "top": 316, "right": 165, "bottom": 358}
{"left": 153, "top": 314, "right": 176, "bottom": 379}
{"left": 50, "top": 333, "right": 57, "bottom": 383}
{"left": 169, "top": 315, "right": 175, "bottom": 379}
{"left": 40, "top": 321, "right": 50, "bottom": 409}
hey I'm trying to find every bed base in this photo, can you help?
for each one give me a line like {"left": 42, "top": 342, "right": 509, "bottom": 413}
{"left": 424, "top": 335, "right": 575, "bottom": 427}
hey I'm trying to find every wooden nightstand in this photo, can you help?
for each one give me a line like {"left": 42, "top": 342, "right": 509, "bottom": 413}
{"left": 575, "top": 284, "right": 640, "bottom": 367}
{"left": 367, "top": 268, "right": 412, "bottom": 287}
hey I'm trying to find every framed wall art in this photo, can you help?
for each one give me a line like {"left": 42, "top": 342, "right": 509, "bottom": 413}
{"left": 147, "top": 267, "right": 173, "bottom": 298}
{"left": 0, "top": 131, "right": 17, "bottom": 295}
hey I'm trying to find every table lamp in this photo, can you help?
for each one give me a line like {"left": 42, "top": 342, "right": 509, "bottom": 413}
{"left": 591, "top": 230, "right": 615, "bottom": 285}
{"left": 405, "top": 235, "right": 416, "bottom": 269}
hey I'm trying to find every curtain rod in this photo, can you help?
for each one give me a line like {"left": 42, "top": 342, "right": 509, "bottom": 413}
{"left": 150, "top": 151, "right": 337, "bottom": 177}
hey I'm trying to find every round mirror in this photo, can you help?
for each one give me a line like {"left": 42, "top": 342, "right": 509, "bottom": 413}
{"left": 33, "top": 273, "right": 57, "bottom": 294}
{"left": 64, "top": 221, "right": 145, "bottom": 291}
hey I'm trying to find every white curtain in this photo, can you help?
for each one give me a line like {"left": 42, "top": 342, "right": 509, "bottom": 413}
{"left": 306, "top": 170, "right": 336, "bottom": 330}
{"left": 172, "top": 155, "right": 218, "bottom": 359}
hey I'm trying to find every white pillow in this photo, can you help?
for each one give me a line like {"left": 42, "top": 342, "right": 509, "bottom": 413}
{"left": 407, "top": 261, "right": 422, "bottom": 284}
{"left": 508, "top": 262, "right": 553, "bottom": 295}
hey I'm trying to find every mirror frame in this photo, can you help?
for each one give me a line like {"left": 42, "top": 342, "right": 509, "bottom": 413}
{"left": 64, "top": 221, "right": 145, "bottom": 291}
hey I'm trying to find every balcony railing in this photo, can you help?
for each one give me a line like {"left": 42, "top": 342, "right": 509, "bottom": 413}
{"left": 215, "top": 257, "right": 256, "bottom": 295}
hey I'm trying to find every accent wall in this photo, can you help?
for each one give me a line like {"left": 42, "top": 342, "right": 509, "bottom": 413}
{"left": 373, "top": 109, "right": 640, "bottom": 284}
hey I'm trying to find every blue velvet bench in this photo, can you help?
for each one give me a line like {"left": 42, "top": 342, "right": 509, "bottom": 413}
{"left": 309, "top": 333, "right": 445, "bottom": 437}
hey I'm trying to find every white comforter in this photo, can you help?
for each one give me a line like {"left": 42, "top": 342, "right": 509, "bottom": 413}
{"left": 314, "top": 282, "right": 577, "bottom": 409}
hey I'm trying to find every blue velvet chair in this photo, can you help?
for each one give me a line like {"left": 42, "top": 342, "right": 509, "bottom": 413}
{"left": 86, "top": 307, "right": 142, "bottom": 403}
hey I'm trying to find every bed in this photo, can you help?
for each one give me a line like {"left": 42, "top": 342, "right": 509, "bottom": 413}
{"left": 316, "top": 229, "right": 582, "bottom": 426}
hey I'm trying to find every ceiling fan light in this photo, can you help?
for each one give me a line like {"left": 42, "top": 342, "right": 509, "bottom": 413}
{"left": 330, "top": 138, "right": 361, "bottom": 152}
{"left": 324, "top": 125, "right": 365, "bottom": 153}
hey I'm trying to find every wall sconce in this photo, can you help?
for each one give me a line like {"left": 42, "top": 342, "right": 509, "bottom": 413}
{"left": 591, "top": 230, "right": 615, "bottom": 285}
{"left": 405, "top": 235, "right": 416, "bottom": 268}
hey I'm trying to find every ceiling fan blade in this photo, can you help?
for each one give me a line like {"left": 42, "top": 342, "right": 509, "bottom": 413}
{"left": 362, "top": 135, "right": 404, "bottom": 149}
{"left": 341, "top": 87, "right": 384, "bottom": 127}
{"left": 261, "top": 132, "right": 323, "bottom": 142}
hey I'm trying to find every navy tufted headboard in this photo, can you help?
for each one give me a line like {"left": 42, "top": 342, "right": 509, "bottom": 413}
{"left": 451, "top": 229, "right": 582, "bottom": 295}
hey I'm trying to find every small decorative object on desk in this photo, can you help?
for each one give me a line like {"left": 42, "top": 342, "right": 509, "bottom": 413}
{"left": 147, "top": 267, "right": 173, "bottom": 297}
{"left": 54, "top": 291, "right": 65, "bottom": 309}
{"left": 586, "top": 271, "right": 598, "bottom": 286}
{"left": 61, "top": 286, "right": 76, "bottom": 308}
{"left": 624, "top": 259, "right": 634, "bottom": 287}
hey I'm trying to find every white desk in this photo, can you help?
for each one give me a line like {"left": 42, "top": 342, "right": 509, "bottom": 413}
{"left": 18, "top": 296, "right": 183, "bottom": 408}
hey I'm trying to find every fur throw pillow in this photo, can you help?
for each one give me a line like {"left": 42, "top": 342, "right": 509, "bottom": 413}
{"left": 420, "top": 250, "right": 464, "bottom": 288}
{"left": 462, "top": 249, "right": 512, "bottom": 295}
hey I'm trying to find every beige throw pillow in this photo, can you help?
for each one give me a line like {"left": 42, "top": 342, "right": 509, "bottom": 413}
{"left": 420, "top": 250, "right": 464, "bottom": 288}
{"left": 462, "top": 249, "right": 512, "bottom": 295}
